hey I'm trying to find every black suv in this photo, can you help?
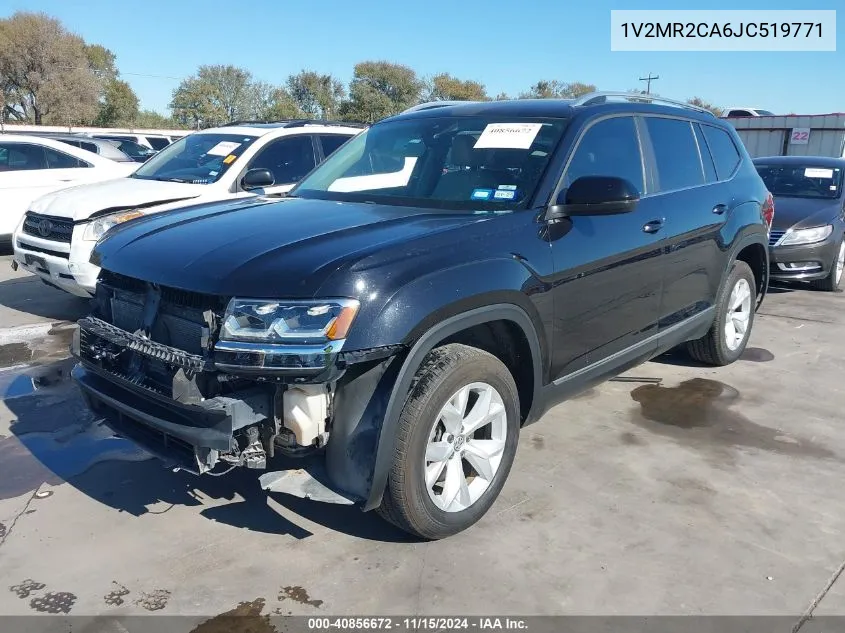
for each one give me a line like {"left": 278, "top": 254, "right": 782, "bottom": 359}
{"left": 71, "top": 93, "right": 772, "bottom": 539}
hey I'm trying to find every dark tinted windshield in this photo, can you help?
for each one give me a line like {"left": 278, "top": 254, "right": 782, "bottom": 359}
{"left": 112, "top": 139, "right": 156, "bottom": 161}
{"left": 756, "top": 164, "right": 843, "bottom": 200}
{"left": 132, "top": 133, "right": 258, "bottom": 184}
{"left": 291, "top": 116, "right": 568, "bottom": 210}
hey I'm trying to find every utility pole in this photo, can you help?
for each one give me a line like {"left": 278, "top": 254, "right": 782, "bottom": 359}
{"left": 638, "top": 73, "right": 659, "bottom": 95}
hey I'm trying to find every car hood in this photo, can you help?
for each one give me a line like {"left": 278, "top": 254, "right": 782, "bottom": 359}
{"left": 92, "top": 197, "right": 490, "bottom": 298}
{"left": 29, "top": 177, "right": 209, "bottom": 221}
{"left": 770, "top": 196, "right": 842, "bottom": 231}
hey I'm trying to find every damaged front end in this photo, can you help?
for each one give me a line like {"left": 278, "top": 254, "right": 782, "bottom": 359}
{"left": 71, "top": 270, "right": 404, "bottom": 505}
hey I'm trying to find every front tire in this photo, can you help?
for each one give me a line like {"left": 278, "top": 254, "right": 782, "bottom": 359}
{"left": 810, "top": 238, "right": 844, "bottom": 292}
{"left": 686, "top": 260, "right": 756, "bottom": 366}
{"left": 377, "top": 343, "right": 520, "bottom": 540}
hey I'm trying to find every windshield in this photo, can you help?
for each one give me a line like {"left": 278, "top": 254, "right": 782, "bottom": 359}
{"left": 112, "top": 140, "right": 156, "bottom": 161}
{"left": 756, "top": 164, "right": 843, "bottom": 200}
{"left": 132, "top": 133, "right": 258, "bottom": 184}
{"left": 290, "top": 116, "right": 568, "bottom": 210}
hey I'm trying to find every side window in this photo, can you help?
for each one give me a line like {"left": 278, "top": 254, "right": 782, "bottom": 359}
{"left": 44, "top": 147, "right": 88, "bottom": 169}
{"left": 701, "top": 125, "right": 741, "bottom": 180}
{"left": 0, "top": 143, "right": 47, "bottom": 171}
{"left": 80, "top": 141, "right": 99, "bottom": 153}
{"left": 146, "top": 137, "right": 170, "bottom": 150}
{"left": 645, "top": 117, "right": 704, "bottom": 192}
{"left": 693, "top": 124, "right": 718, "bottom": 183}
{"left": 319, "top": 135, "right": 351, "bottom": 159}
{"left": 564, "top": 116, "right": 644, "bottom": 194}
{"left": 249, "top": 136, "right": 316, "bottom": 185}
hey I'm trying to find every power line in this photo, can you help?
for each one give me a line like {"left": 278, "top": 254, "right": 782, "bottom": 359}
{"left": 638, "top": 73, "right": 659, "bottom": 95}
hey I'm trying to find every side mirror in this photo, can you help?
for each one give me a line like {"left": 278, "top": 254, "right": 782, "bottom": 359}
{"left": 241, "top": 168, "right": 275, "bottom": 191}
{"left": 547, "top": 176, "right": 640, "bottom": 218}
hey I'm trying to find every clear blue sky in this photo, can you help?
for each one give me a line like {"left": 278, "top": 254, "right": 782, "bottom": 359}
{"left": 3, "top": 0, "right": 842, "bottom": 115}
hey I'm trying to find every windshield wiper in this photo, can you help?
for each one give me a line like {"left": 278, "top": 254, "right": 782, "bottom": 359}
{"left": 152, "top": 177, "right": 190, "bottom": 183}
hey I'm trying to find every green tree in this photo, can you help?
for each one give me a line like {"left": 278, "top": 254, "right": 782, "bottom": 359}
{"left": 520, "top": 80, "right": 596, "bottom": 99}
{"left": 93, "top": 78, "right": 139, "bottom": 126}
{"left": 135, "top": 109, "right": 182, "bottom": 129}
{"left": 339, "top": 61, "right": 423, "bottom": 123}
{"left": 264, "top": 88, "right": 303, "bottom": 120}
{"left": 686, "top": 97, "right": 723, "bottom": 117}
{"left": 170, "top": 64, "right": 256, "bottom": 128}
{"left": 84, "top": 43, "right": 117, "bottom": 81}
{"left": 286, "top": 70, "right": 345, "bottom": 119}
{"left": 0, "top": 12, "right": 100, "bottom": 124}
{"left": 423, "top": 73, "right": 488, "bottom": 102}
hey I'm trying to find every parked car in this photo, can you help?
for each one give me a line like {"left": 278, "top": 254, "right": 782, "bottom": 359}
{"left": 70, "top": 93, "right": 771, "bottom": 539}
{"left": 0, "top": 134, "right": 137, "bottom": 251}
{"left": 97, "top": 137, "right": 157, "bottom": 162}
{"left": 755, "top": 156, "right": 845, "bottom": 290}
{"left": 12, "top": 120, "right": 364, "bottom": 296}
{"left": 725, "top": 107, "right": 776, "bottom": 117}
{"left": 40, "top": 134, "right": 135, "bottom": 163}
{"left": 92, "top": 133, "right": 173, "bottom": 150}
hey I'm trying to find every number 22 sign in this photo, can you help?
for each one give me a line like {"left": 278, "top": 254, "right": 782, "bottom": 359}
{"left": 790, "top": 128, "right": 810, "bottom": 145}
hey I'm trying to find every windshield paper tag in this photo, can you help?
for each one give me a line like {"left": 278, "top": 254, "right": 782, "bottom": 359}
{"left": 207, "top": 141, "right": 241, "bottom": 157}
{"left": 474, "top": 123, "right": 542, "bottom": 149}
{"left": 493, "top": 190, "right": 516, "bottom": 200}
{"left": 223, "top": 154, "right": 237, "bottom": 164}
{"left": 805, "top": 168, "right": 834, "bottom": 179}
{"left": 471, "top": 188, "right": 493, "bottom": 200}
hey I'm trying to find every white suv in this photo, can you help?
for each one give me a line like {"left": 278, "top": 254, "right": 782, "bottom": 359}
{"left": 12, "top": 120, "right": 364, "bottom": 297}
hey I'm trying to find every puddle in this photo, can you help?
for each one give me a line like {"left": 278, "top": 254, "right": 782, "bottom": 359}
{"left": 136, "top": 588, "right": 171, "bottom": 611}
{"left": 30, "top": 591, "right": 76, "bottom": 614}
{"left": 190, "top": 598, "right": 276, "bottom": 633}
{"left": 10, "top": 579, "right": 45, "bottom": 599}
{"left": 740, "top": 347, "right": 775, "bottom": 362}
{"left": 630, "top": 378, "right": 835, "bottom": 460}
{"left": 104, "top": 582, "right": 130, "bottom": 606}
{"left": 279, "top": 585, "right": 323, "bottom": 609}
{"left": 0, "top": 420, "right": 151, "bottom": 501}
{"left": 0, "top": 343, "right": 32, "bottom": 368}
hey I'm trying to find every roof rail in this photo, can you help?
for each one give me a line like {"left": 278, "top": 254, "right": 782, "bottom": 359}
{"left": 222, "top": 118, "right": 367, "bottom": 128}
{"left": 571, "top": 92, "right": 717, "bottom": 116}
{"left": 401, "top": 101, "right": 480, "bottom": 114}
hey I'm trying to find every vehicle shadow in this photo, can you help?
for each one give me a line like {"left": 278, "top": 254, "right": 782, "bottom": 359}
{"left": 0, "top": 275, "right": 91, "bottom": 322}
{"left": 2, "top": 358, "right": 416, "bottom": 544}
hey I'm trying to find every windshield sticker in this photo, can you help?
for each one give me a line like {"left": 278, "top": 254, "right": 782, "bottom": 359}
{"left": 208, "top": 171, "right": 218, "bottom": 177}
{"left": 805, "top": 167, "right": 834, "bottom": 179}
{"left": 832, "top": 186, "right": 838, "bottom": 191}
{"left": 471, "top": 188, "right": 493, "bottom": 200}
{"left": 474, "top": 123, "right": 543, "bottom": 149}
{"left": 497, "top": 184, "right": 517, "bottom": 191}
{"left": 207, "top": 141, "right": 242, "bottom": 157}
{"left": 223, "top": 154, "right": 237, "bottom": 165}
{"left": 493, "top": 190, "right": 516, "bottom": 200}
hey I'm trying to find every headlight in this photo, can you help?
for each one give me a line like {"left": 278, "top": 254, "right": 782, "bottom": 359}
{"left": 83, "top": 210, "right": 145, "bottom": 241}
{"left": 779, "top": 224, "right": 833, "bottom": 246}
{"left": 220, "top": 299, "right": 360, "bottom": 343}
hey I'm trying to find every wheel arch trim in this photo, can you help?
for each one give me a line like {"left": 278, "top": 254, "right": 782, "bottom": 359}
{"left": 363, "top": 303, "right": 543, "bottom": 511}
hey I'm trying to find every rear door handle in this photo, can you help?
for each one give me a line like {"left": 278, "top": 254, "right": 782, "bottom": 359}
{"left": 642, "top": 218, "right": 665, "bottom": 234}
{"left": 712, "top": 204, "right": 728, "bottom": 215}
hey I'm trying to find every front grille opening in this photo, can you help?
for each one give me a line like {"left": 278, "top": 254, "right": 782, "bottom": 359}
{"left": 23, "top": 213, "right": 74, "bottom": 243}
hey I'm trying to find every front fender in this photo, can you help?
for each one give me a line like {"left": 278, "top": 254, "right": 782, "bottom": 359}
{"left": 352, "top": 302, "right": 544, "bottom": 511}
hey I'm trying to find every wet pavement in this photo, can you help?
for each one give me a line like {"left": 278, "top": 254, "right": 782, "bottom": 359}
{"left": 1, "top": 257, "right": 845, "bottom": 627}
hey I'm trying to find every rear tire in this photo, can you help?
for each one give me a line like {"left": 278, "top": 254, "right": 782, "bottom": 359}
{"left": 687, "top": 260, "right": 756, "bottom": 366}
{"left": 377, "top": 343, "right": 520, "bottom": 540}
{"left": 810, "top": 238, "right": 844, "bottom": 292}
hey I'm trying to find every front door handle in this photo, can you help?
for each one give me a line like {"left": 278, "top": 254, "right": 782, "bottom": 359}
{"left": 642, "top": 218, "right": 665, "bottom": 234}
{"left": 712, "top": 203, "right": 728, "bottom": 215}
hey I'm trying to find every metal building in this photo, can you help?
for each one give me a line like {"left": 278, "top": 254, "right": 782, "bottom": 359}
{"left": 726, "top": 113, "right": 845, "bottom": 159}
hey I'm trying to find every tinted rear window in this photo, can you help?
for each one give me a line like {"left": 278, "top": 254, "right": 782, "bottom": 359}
{"left": 701, "top": 125, "right": 741, "bottom": 180}
{"left": 693, "top": 124, "right": 717, "bottom": 183}
{"left": 645, "top": 117, "right": 703, "bottom": 192}
{"left": 319, "top": 134, "right": 351, "bottom": 157}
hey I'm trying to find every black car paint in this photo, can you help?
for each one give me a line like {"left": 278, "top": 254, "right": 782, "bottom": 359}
{"left": 81, "top": 99, "right": 771, "bottom": 510}
{"left": 754, "top": 156, "right": 845, "bottom": 282}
